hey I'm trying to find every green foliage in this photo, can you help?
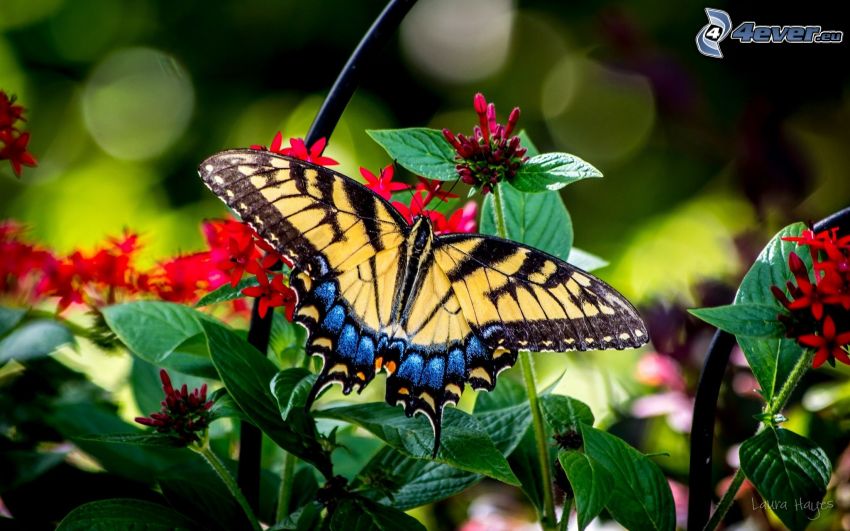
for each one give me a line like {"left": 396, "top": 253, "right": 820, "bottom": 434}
{"left": 318, "top": 402, "right": 519, "bottom": 485}
{"left": 510, "top": 152, "right": 602, "bottom": 193}
{"left": 195, "top": 277, "right": 259, "bottom": 307}
{"left": 0, "top": 319, "right": 74, "bottom": 364}
{"left": 57, "top": 498, "right": 200, "bottom": 530}
{"left": 740, "top": 428, "right": 831, "bottom": 530}
{"left": 558, "top": 450, "right": 613, "bottom": 531}
{"left": 540, "top": 394, "right": 595, "bottom": 432}
{"left": 271, "top": 367, "right": 315, "bottom": 421}
{"left": 367, "top": 128, "right": 457, "bottom": 181}
{"left": 102, "top": 301, "right": 218, "bottom": 378}
{"left": 688, "top": 303, "right": 785, "bottom": 338}
{"left": 75, "top": 432, "right": 186, "bottom": 448}
{"left": 329, "top": 496, "right": 425, "bottom": 531}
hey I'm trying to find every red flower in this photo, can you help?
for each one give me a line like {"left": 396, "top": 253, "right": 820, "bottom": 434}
{"left": 0, "top": 92, "right": 25, "bottom": 129}
{"left": 798, "top": 316, "right": 850, "bottom": 368}
{"left": 360, "top": 165, "right": 410, "bottom": 200}
{"left": 252, "top": 132, "right": 338, "bottom": 166}
{"left": 241, "top": 269, "right": 297, "bottom": 320}
{"left": 442, "top": 93, "right": 527, "bottom": 194}
{"left": 0, "top": 130, "right": 37, "bottom": 177}
{"left": 415, "top": 177, "right": 458, "bottom": 204}
{"left": 782, "top": 252, "right": 825, "bottom": 319}
{"left": 135, "top": 369, "right": 213, "bottom": 446}
{"left": 444, "top": 201, "right": 478, "bottom": 234}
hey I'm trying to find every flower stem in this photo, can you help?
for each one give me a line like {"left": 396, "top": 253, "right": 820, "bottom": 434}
{"left": 193, "top": 443, "right": 262, "bottom": 531}
{"left": 492, "top": 184, "right": 556, "bottom": 530}
{"left": 703, "top": 348, "right": 813, "bottom": 530}
{"left": 276, "top": 451, "right": 297, "bottom": 521}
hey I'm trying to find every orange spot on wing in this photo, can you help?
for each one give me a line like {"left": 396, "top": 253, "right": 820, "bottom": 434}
{"left": 374, "top": 357, "right": 383, "bottom": 371}
{"left": 384, "top": 360, "right": 397, "bottom": 375}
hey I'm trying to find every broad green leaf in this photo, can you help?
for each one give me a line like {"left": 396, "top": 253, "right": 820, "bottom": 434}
{"left": 568, "top": 247, "right": 608, "bottom": 272}
{"left": 581, "top": 425, "right": 675, "bottom": 531}
{"left": 273, "top": 502, "right": 321, "bottom": 530}
{"left": 130, "top": 356, "right": 168, "bottom": 417}
{"left": 329, "top": 496, "right": 425, "bottom": 531}
{"left": 481, "top": 181, "right": 573, "bottom": 261}
{"left": 318, "top": 402, "right": 519, "bottom": 485}
{"left": 269, "top": 312, "right": 307, "bottom": 363}
{"left": 356, "top": 446, "right": 480, "bottom": 510}
{"left": 159, "top": 460, "right": 254, "bottom": 531}
{"left": 511, "top": 152, "right": 602, "bottom": 193}
{"left": 200, "top": 319, "right": 331, "bottom": 476}
{"left": 740, "top": 428, "right": 831, "bottom": 530}
{"left": 517, "top": 130, "right": 540, "bottom": 158}
{"left": 735, "top": 223, "right": 808, "bottom": 401}
{"left": 48, "top": 403, "right": 183, "bottom": 483}
{"left": 102, "top": 301, "right": 217, "bottom": 378}
{"left": 473, "top": 378, "right": 532, "bottom": 454}
{"left": 367, "top": 128, "right": 457, "bottom": 181}
{"left": 0, "top": 319, "right": 74, "bottom": 363}
{"left": 75, "top": 432, "right": 186, "bottom": 448}
{"left": 689, "top": 304, "right": 784, "bottom": 338}
{"left": 558, "top": 450, "right": 614, "bottom": 530}
{"left": 57, "top": 498, "right": 199, "bottom": 530}
{"left": 208, "top": 389, "right": 247, "bottom": 422}
{"left": 540, "top": 394, "right": 595, "bottom": 433}
{"left": 0, "top": 306, "right": 25, "bottom": 336}
{"left": 195, "top": 277, "right": 259, "bottom": 307}
{"left": 508, "top": 426, "right": 545, "bottom": 512}
{"left": 271, "top": 367, "right": 315, "bottom": 421}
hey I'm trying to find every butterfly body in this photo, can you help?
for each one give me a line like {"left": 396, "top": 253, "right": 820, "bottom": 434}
{"left": 199, "top": 149, "right": 648, "bottom": 454}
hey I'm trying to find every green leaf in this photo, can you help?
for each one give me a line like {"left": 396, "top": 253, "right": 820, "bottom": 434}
{"left": 689, "top": 304, "right": 784, "bottom": 338}
{"left": 329, "top": 496, "right": 425, "bottom": 531}
{"left": 568, "top": 247, "right": 608, "bottom": 272}
{"left": 508, "top": 426, "right": 545, "bottom": 512}
{"left": 356, "top": 446, "right": 480, "bottom": 510}
{"left": 269, "top": 311, "right": 307, "bottom": 363}
{"left": 0, "top": 319, "right": 74, "bottom": 363}
{"left": 272, "top": 502, "right": 321, "bottom": 530}
{"left": 102, "top": 301, "right": 217, "bottom": 378}
{"left": 195, "top": 277, "right": 259, "bottom": 307}
{"left": 75, "top": 432, "right": 186, "bottom": 448}
{"left": 558, "top": 450, "right": 614, "bottom": 530}
{"left": 481, "top": 181, "right": 574, "bottom": 261}
{"left": 735, "top": 223, "right": 809, "bottom": 401}
{"left": 200, "top": 319, "right": 331, "bottom": 476}
{"left": 318, "top": 402, "right": 519, "bottom": 485}
{"left": 271, "top": 367, "right": 315, "bottom": 421}
{"left": 740, "top": 427, "right": 831, "bottom": 530}
{"left": 160, "top": 460, "right": 254, "bottom": 531}
{"left": 473, "top": 378, "right": 532, "bottom": 454}
{"left": 511, "top": 152, "right": 602, "bottom": 193}
{"left": 540, "top": 394, "right": 595, "bottom": 433}
{"left": 0, "top": 306, "right": 25, "bottom": 336}
{"left": 367, "top": 128, "right": 458, "bottom": 181}
{"left": 581, "top": 425, "right": 675, "bottom": 531}
{"left": 208, "top": 389, "right": 248, "bottom": 423}
{"left": 57, "top": 498, "right": 199, "bottom": 530}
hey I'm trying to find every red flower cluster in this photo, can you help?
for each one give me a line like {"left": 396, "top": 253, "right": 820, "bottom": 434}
{"left": 1, "top": 91, "right": 37, "bottom": 177}
{"left": 360, "top": 165, "right": 477, "bottom": 235}
{"left": 0, "top": 217, "right": 297, "bottom": 319}
{"left": 442, "top": 93, "right": 528, "bottom": 194}
{"left": 772, "top": 228, "right": 850, "bottom": 368}
{"left": 251, "top": 131, "right": 338, "bottom": 166}
{"left": 135, "top": 369, "right": 213, "bottom": 446}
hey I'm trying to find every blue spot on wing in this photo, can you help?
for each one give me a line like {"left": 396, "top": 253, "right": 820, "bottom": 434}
{"left": 338, "top": 324, "right": 358, "bottom": 360}
{"left": 355, "top": 336, "right": 375, "bottom": 366}
{"left": 466, "top": 336, "right": 486, "bottom": 363}
{"left": 322, "top": 305, "right": 346, "bottom": 334}
{"left": 397, "top": 353, "right": 424, "bottom": 381}
{"left": 421, "top": 357, "right": 445, "bottom": 390}
{"left": 447, "top": 349, "right": 465, "bottom": 378}
{"left": 314, "top": 282, "right": 336, "bottom": 310}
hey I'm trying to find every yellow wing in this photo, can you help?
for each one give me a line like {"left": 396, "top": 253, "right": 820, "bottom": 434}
{"left": 433, "top": 233, "right": 648, "bottom": 352}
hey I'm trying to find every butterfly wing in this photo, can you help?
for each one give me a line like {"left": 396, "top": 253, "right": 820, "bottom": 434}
{"left": 433, "top": 233, "right": 649, "bottom": 353}
{"left": 199, "top": 150, "right": 409, "bottom": 396}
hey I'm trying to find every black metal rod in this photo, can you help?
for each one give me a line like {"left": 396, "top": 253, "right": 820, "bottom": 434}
{"left": 236, "top": 0, "right": 418, "bottom": 514}
{"left": 688, "top": 206, "right": 850, "bottom": 530}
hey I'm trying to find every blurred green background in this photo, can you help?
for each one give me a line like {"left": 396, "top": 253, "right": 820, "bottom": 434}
{"left": 2, "top": 0, "right": 849, "bottom": 528}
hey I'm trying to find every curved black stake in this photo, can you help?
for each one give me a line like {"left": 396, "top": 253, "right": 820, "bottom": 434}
{"left": 236, "top": 0, "right": 418, "bottom": 513}
{"left": 688, "top": 205, "right": 850, "bottom": 530}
